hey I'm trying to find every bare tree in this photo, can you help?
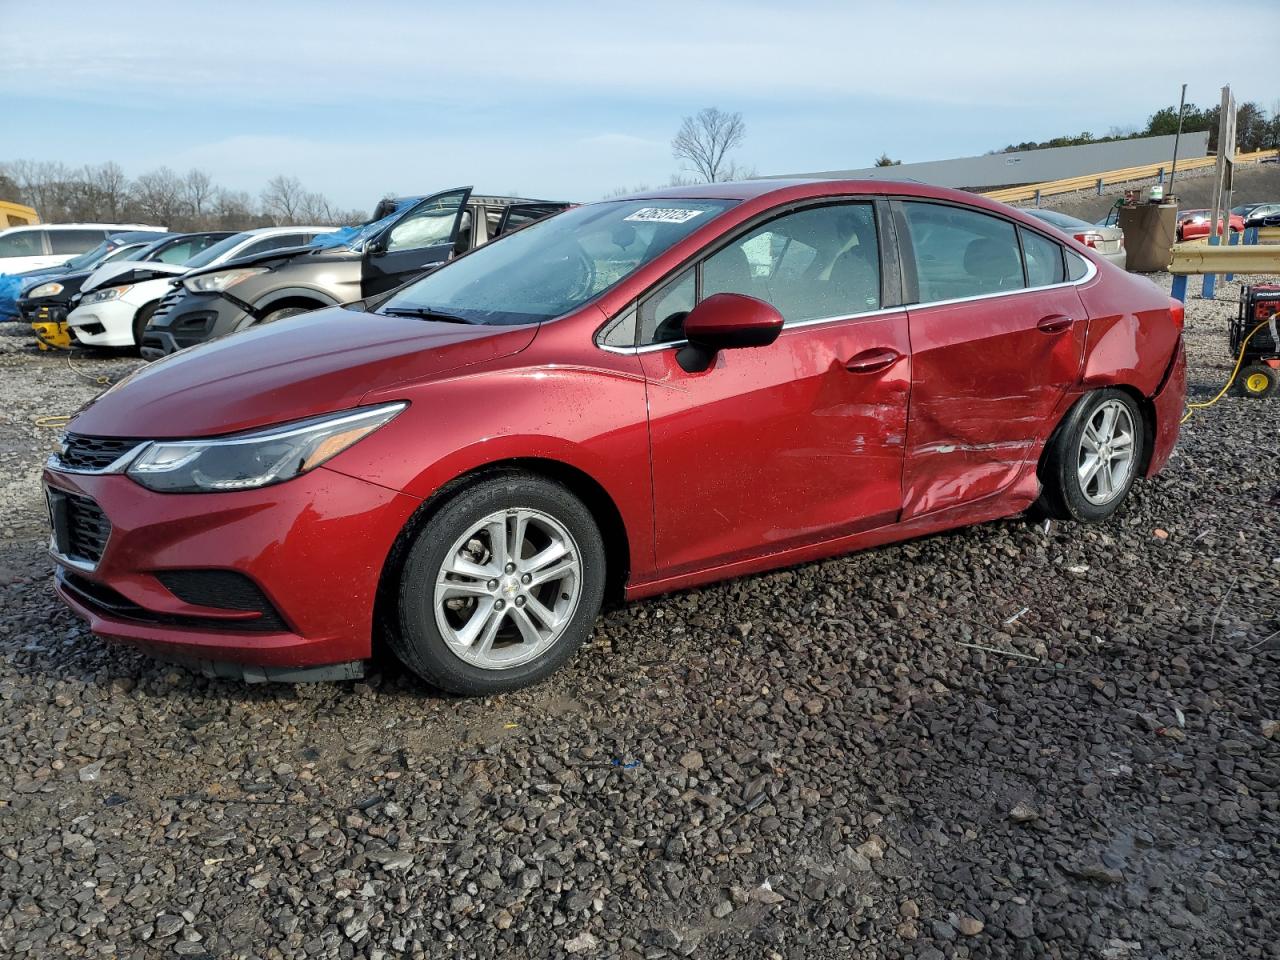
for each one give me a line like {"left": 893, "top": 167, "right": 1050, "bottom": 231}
{"left": 86, "top": 162, "right": 129, "bottom": 220}
{"left": 1, "top": 157, "right": 364, "bottom": 230}
{"left": 211, "top": 188, "right": 260, "bottom": 230}
{"left": 672, "top": 107, "right": 746, "bottom": 183}
{"left": 261, "top": 174, "right": 307, "bottom": 225}
{"left": 131, "top": 167, "right": 184, "bottom": 227}
{"left": 182, "top": 169, "right": 216, "bottom": 220}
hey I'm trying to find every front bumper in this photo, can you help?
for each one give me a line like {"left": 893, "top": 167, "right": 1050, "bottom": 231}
{"left": 67, "top": 300, "right": 139, "bottom": 348}
{"left": 141, "top": 290, "right": 249, "bottom": 359}
{"left": 45, "top": 464, "right": 421, "bottom": 672}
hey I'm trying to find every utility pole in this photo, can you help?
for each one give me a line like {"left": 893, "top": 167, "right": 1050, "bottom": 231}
{"left": 1167, "top": 83, "right": 1188, "bottom": 199}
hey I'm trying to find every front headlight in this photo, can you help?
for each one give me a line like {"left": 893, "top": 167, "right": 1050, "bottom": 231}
{"left": 126, "top": 403, "right": 406, "bottom": 493}
{"left": 183, "top": 267, "right": 269, "bottom": 294}
{"left": 27, "top": 281, "right": 64, "bottom": 299}
{"left": 81, "top": 285, "right": 132, "bottom": 305}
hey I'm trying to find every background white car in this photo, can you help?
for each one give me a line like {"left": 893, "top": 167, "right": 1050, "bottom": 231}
{"left": 0, "top": 222, "right": 164, "bottom": 274}
{"left": 67, "top": 226, "right": 338, "bottom": 350}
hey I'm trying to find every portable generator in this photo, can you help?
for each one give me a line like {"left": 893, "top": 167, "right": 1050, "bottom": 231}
{"left": 1232, "top": 285, "right": 1280, "bottom": 398}
{"left": 30, "top": 304, "right": 71, "bottom": 351}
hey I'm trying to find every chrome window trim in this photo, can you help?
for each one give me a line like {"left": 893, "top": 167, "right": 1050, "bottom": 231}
{"left": 597, "top": 255, "right": 1097, "bottom": 356}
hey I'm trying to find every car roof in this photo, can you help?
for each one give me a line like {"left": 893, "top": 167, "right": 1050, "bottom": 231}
{"left": 240, "top": 225, "right": 338, "bottom": 236}
{"left": 615, "top": 178, "right": 1052, "bottom": 223}
{"left": 107, "top": 230, "right": 172, "bottom": 244}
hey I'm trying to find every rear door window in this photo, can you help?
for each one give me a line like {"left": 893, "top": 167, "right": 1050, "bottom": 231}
{"left": 901, "top": 202, "right": 1025, "bottom": 302}
{"left": 49, "top": 229, "right": 108, "bottom": 255}
{"left": 0, "top": 229, "right": 44, "bottom": 257}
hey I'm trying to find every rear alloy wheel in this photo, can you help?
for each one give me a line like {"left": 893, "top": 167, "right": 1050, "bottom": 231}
{"left": 390, "top": 474, "right": 605, "bottom": 694}
{"left": 1037, "top": 389, "right": 1144, "bottom": 522}
{"left": 1236, "top": 363, "right": 1278, "bottom": 398}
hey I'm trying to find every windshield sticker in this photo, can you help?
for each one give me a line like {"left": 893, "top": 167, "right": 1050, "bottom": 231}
{"left": 623, "top": 207, "right": 707, "bottom": 224}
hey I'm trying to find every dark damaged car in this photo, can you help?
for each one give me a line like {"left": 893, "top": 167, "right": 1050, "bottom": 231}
{"left": 140, "top": 188, "right": 569, "bottom": 357}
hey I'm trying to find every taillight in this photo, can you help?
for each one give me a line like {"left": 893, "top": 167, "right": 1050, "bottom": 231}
{"left": 1168, "top": 297, "right": 1184, "bottom": 332}
{"left": 1073, "top": 232, "right": 1104, "bottom": 248}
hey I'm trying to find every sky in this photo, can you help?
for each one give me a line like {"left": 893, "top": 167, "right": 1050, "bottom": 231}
{"left": 2, "top": 0, "right": 1276, "bottom": 212}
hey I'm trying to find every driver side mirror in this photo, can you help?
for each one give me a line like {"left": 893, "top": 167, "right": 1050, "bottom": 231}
{"left": 677, "top": 292, "right": 783, "bottom": 373}
{"left": 364, "top": 236, "right": 387, "bottom": 256}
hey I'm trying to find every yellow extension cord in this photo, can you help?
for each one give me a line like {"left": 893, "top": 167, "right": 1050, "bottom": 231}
{"left": 1181, "top": 316, "right": 1276, "bottom": 424}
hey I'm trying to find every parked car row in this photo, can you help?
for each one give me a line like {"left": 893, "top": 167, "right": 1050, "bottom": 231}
{"left": 1231, "top": 200, "right": 1280, "bottom": 229}
{"left": 141, "top": 189, "right": 569, "bottom": 357}
{"left": 4, "top": 187, "right": 569, "bottom": 354}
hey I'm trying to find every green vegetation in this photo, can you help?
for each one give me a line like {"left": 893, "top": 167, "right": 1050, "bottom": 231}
{"left": 996, "top": 101, "right": 1280, "bottom": 154}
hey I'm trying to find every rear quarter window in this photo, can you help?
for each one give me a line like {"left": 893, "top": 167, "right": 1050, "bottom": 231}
{"left": 1065, "top": 248, "right": 1090, "bottom": 281}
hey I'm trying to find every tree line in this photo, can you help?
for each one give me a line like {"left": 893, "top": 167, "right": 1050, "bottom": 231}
{"left": 0, "top": 161, "right": 370, "bottom": 231}
{"left": 995, "top": 99, "right": 1280, "bottom": 154}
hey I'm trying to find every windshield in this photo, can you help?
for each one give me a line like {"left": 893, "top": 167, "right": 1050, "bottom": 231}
{"left": 310, "top": 198, "right": 420, "bottom": 252}
{"left": 182, "top": 232, "right": 253, "bottom": 270}
{"left": 64, "top": 241, "right": 114, "bottom": 271}
{"left": 381, "top": 198, "right": 736, "bottom": 325}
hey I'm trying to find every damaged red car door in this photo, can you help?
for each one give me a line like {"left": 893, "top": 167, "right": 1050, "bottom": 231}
{"left": 896, "top": 200, "right": 1087, "bottom": 517}
{"left": 639, "top": 201, "right": 911, "bottom": 575}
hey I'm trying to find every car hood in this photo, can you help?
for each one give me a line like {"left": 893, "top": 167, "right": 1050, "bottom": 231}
{"left": 83, "top": 260, "right": 188, "bottom": 292}
{"left": 69, "top": 305, "right": 539, "bottom": 438}
{"left": 185, "top": 244, "right": 355, "bottom": 278}
{"left": 19, "top": 269, "right": 92, "bottom": 299}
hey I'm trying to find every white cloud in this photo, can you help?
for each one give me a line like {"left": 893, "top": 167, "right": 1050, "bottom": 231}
{"left": 3, "top": 0, "right": 1274, "bottom": 110}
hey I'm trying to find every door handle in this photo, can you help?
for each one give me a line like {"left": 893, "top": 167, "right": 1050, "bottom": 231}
{"left": 1037, "top": 314, "right": 1075, "bottom": 334}
{"left": 844, "top": 347, "right": 902, "bottom": 374}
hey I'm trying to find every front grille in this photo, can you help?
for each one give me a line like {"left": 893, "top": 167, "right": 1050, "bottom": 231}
{"left": 64, "top": 491, "right": 111, "bottom": 563}
{"left": 148, "top": 289, "right": 183, "bottom": 326}
{"left": 59, "top": 434, "right": 141, "bottom": 471}
{"left": 155, "top": 570, "right": 288, "bottom": 630}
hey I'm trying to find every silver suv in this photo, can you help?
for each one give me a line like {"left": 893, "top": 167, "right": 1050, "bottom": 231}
{"left": 140, "top": 188, "right": 569, "bottom": 358}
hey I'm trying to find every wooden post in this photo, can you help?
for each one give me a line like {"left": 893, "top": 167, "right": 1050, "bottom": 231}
{"left": 1202, "top": 85, "right": 1235, "bottom": 300}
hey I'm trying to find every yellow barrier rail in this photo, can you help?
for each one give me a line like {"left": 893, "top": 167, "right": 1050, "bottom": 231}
{"left": 981, "top": 149, "right": 1280, "bottom": 205}
{"left": 1168, "top": 242, "right": 1280, "bottom": 275}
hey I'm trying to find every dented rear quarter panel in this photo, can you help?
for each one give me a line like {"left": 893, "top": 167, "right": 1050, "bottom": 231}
{"left": 1077, "top": 267, "right": 1180, "bottom": 397}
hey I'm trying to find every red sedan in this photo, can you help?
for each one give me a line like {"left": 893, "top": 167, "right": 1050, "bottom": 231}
{"left": 45, "top": 180, "right": 1186, "bottom": 694}
{"left": 1176, "top": 208, "right": 1245, "bottom": 241}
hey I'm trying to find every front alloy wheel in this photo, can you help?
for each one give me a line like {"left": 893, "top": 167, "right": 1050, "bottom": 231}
{"left": 435, "top": 508, "right": 583, "bottom": 670}
{"left": 390, "top": 474, "right": 605, "bottom": 694}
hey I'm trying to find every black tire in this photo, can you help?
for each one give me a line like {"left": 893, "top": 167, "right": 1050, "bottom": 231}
{"left": 389, "top": 474, "right": 606, "bottom": 695}
{"left": 131, "top": 302, "right": 157, "bottom": 353}
{"left": 1036, "top": 389, "right": 1145, "bottom": 522}
{"left": 1235, "top": 363, "right": 1278, "bottom": 398}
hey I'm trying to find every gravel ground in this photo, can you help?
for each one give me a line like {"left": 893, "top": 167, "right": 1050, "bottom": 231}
{"left": 0, "top": 281, "right": 1277, "bottom": 960}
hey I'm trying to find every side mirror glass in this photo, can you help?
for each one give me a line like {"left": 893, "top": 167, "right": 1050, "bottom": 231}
{"left": 677, "top": 292, "right": 783, "bottom": 372}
